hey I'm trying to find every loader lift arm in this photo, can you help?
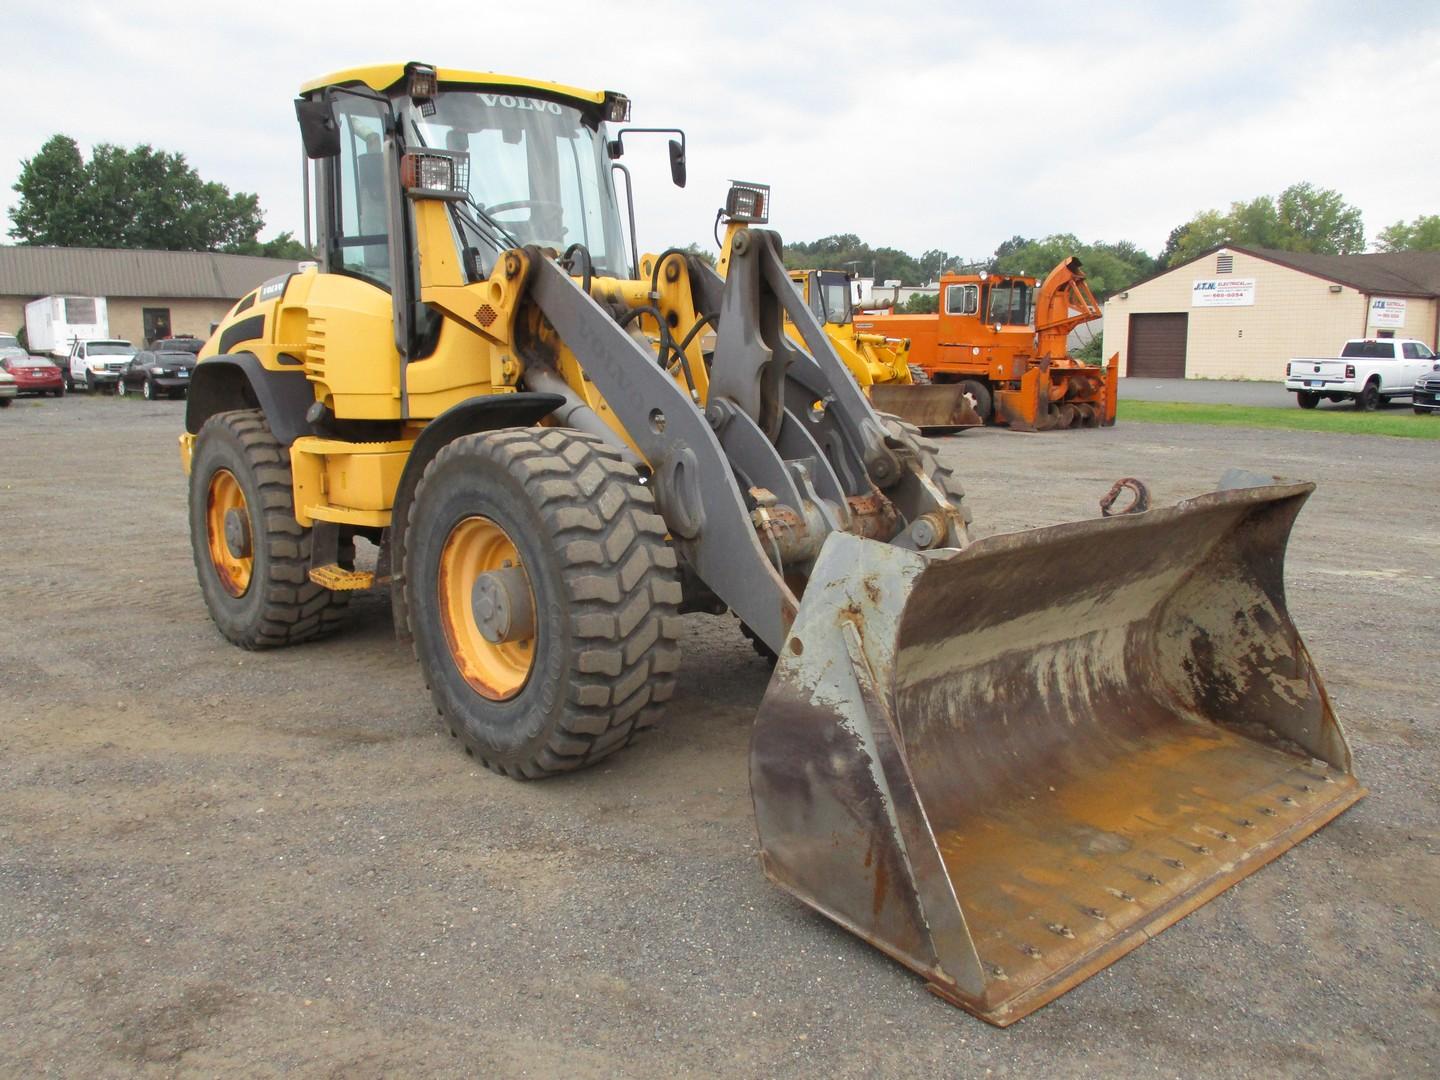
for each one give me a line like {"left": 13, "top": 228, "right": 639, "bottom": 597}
{"left": 526, "top": 227, "right": 965, "bottom": 654}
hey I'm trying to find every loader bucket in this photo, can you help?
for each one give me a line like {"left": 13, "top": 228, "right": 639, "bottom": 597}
{"left": 750, "top": 482, "right": 1363, "bottom": 1026}
{"left": 869, "top": 383, "right": 984, "bottom": 434}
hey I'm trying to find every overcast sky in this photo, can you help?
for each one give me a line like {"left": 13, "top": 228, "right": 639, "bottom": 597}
{"left": 4, "top": 0, "right": 1438, "bottom": 262}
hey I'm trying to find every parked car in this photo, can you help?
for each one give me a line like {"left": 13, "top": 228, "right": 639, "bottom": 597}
{"left": 0, "top": 354, "right": 64, "bottom": 396}
{"left": 1412, "top": 361, "right": 1440, "bottom": 415}
{"left": 0, "top": 333, "right": 27, "bottom": 362}
{"left": 0, "top": 369, "right": 16, "bottom": 406}
{"left": 65, "top": 339, "right": 136, "bottom": 393}
{"left": 117, "top": 349, "right": 196, "bottom": 400}
{"left": 1285, "top": 338, "right": 1436, "bottom": 410}
{"left": 149, "top": 335, "right": 205, "bottom": 354}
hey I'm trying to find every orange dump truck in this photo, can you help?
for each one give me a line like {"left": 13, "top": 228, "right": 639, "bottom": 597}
{"left": 856, "top": 256, "right": 1118, "bottom": 430}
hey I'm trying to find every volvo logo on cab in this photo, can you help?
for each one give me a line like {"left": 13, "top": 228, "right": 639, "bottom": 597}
{"left": 479, "top": 94, "right": 563, "bottom": 115}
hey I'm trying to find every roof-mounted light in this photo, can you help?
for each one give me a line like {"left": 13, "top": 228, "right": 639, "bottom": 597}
{"left": 400, "top": 150, "right": 469, "bottom": 200}
{"left": 406, "top": 61, "right": 438, "bottom": 116}
{"left": 723, "top": 181, "right": 770, "bottom": 225}
{"left": 603, "top": 92, "right": 631, "bottom": 123}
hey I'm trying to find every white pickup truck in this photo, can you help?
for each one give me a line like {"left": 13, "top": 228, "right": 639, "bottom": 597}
{"left": 1285, "top": 338, "right": 1436, "bottom": 410}
{"left": 64, "top": 338, "right": 136, "bottom": 393}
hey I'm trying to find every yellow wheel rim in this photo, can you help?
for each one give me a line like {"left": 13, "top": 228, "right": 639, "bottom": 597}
{"left": 438, "top": 516, "right": 535, "bottom": 700}
{"left": 205, "top": 468, "right": 253, "bottom": 598}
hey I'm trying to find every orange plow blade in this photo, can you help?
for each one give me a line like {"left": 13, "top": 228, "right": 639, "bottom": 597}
{"left": 750, "top": 481, "right": 1362, "bottom": 1025}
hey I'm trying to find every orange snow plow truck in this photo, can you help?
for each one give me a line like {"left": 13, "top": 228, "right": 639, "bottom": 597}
{"left": 857, "top": 256, "right": 1118, "bottom": 430}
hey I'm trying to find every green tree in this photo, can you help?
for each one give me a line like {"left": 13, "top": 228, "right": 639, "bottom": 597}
{"left": 900, "top": 292, "right": 939, "bottom": 313}
{"left": 10, "top": 134, "right": 266, "bottom": 251}
{"left": 1162, "top": 182, "right": 1364, "bottom": 266}
{"left": 1375, "top": 214, "right": 1440, "bottom": 252}
{"left": 782, "top": 234, "right": 922, "bottom": 285}
{"left": 680, "top": 241, "right": 716, "bottom": 268}
{"left": 225, "top": 231, "right": 314, "bottom": 260}
{"left": 990, "top": 234, "right": 1157, "bottom": 299}
{"left": 7, "top": 136, "right": 90, "bottom": 246}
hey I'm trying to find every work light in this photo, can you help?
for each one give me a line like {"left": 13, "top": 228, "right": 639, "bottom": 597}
{"left": 604, "top": 93, "right": 631, "bottom": 123}
{"left": 400, "top": 151, "right": 469, "bottom": 201}
{"left": 724, "top": 181, "right": 769, "bottom": 224}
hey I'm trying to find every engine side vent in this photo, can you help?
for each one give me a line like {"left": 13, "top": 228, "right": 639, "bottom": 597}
{"left": 475, "top": 304, "right": 498, "bottom": 327}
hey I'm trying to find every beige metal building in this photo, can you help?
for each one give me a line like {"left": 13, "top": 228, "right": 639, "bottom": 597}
{"left": 1104, "top": 246, "right": 1440, "bottom": 379}
{"left": 0, "top": 246, "right": 300, "bottom": 348}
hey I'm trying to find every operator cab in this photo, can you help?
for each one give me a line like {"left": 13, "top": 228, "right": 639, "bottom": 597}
{"left": 791, "top": 269, "right": 855, "bottom": 327}
{"left": 298, "top": 64, "right": 635, "bottom": 289}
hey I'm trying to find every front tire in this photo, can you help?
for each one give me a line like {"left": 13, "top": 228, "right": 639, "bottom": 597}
{"left": 188, "top": 409, "right": 349, "bottom": 648}
{"left": 1296, "top": 391, "right": 1320, "bottom": 409}
{"left": 405, "top": 428, "right": 682, "bottom": 778}
{"left": 958, "top": 378, "right": 993, "bottom": 423}
{"left": 142, "top": 378, "right": 154, "bottom": 401}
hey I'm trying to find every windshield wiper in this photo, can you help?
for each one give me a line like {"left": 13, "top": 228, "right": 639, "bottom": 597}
{"left": 463, "top": 196, "right": 523, "bottom": 251}
{"left": 407, "top": 117, "right": 522, "bottom": 253}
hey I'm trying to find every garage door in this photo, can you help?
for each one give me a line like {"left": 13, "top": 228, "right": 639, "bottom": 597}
{"left": 1128, "top": 313, "right": 1188, "bottom": 377}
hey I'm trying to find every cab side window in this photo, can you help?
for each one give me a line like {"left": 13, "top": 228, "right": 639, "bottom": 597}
{"left": 945, "top": 284, "right": 977, "bottom": 315}
{"left": 333, "top": 99, "right": 391, "bottom": 288}
{"left": 1402, "top": 342, "right": 1420, "bottom": 359}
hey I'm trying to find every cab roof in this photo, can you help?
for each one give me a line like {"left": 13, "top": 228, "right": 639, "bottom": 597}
{"left": 299, "top": 64, "right": 607, "bottom": 108}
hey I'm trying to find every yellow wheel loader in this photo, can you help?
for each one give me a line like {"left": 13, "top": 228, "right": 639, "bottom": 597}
{"left": 784, "top": 266, "right": 981, "bottom": 433}
{"left": 180, "top": 63, "right": 1363, "bottom": 1025}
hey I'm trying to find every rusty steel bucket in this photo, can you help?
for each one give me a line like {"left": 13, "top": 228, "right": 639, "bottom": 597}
{"left": 750, "top": 481, "right": 1363, "bottom": 1026}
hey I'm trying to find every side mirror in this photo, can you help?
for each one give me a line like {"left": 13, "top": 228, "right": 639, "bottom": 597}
{"left": 668, "top": 138, "right": 686, "bottom": 188}
{"left": 295, "top": 96, "right": 341, "bottom": 159}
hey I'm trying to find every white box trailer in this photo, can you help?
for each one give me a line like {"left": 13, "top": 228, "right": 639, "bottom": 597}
{"left": 24, "top": 295, "right": 109, "bottom": 357}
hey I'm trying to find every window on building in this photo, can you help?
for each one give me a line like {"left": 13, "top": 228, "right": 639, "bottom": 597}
{"left": 143, "top": 307, "right": 172, "bottom": 345}
{"left": 1216, "top": 253, "right": 1234, "bottom": 274}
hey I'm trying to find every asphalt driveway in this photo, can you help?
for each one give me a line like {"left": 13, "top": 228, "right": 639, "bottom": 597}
{"left": 1118, "top": 378, "right": 1293, "bottom": 407}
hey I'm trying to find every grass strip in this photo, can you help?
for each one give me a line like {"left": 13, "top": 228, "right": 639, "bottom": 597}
{"left": 1118, "top": 400, "right": 1440, "bottom": 439}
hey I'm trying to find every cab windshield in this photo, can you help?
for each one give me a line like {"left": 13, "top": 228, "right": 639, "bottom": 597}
{"left": 404, "top": 90, "right": 629, "bottom": 278}
{"left": 985, "top": 280, "right": 1034, "bottom": 326}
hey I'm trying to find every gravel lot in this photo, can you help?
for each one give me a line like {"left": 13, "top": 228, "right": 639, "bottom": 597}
{"left": 2, "top": 395, "right": 1437, "bottom": 1078}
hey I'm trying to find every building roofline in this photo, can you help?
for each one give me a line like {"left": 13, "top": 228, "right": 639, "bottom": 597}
{"left": 1119, "top": 244, "right": 1439, "bottom": 299}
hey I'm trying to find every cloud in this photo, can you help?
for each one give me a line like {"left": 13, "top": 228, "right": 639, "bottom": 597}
{"left": 2, "top": 0, "right": 1437, "bottom": 262}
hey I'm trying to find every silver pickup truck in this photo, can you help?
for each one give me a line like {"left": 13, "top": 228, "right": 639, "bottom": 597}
{"left": 1285, "top": 338, "right": 1436, "bottom": 410}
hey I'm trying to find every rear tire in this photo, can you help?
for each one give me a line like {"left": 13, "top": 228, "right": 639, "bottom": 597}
{"left": 188, "top": 409, "right": 349, "bottom": 649}
{"left": 907, "top": 363, "right": 932, "bottom": 385}
{"left": 1357, "top": 380, "right": 1380, "bottom": 411}
{"left": 405, "top": 427, "right": 682, "bottom": 778}
{"left": 1296, "top": 391, "right": 1320, "bottom": 409}
{"left": 958, "top": 378, "right": 992, "bottom": 423}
